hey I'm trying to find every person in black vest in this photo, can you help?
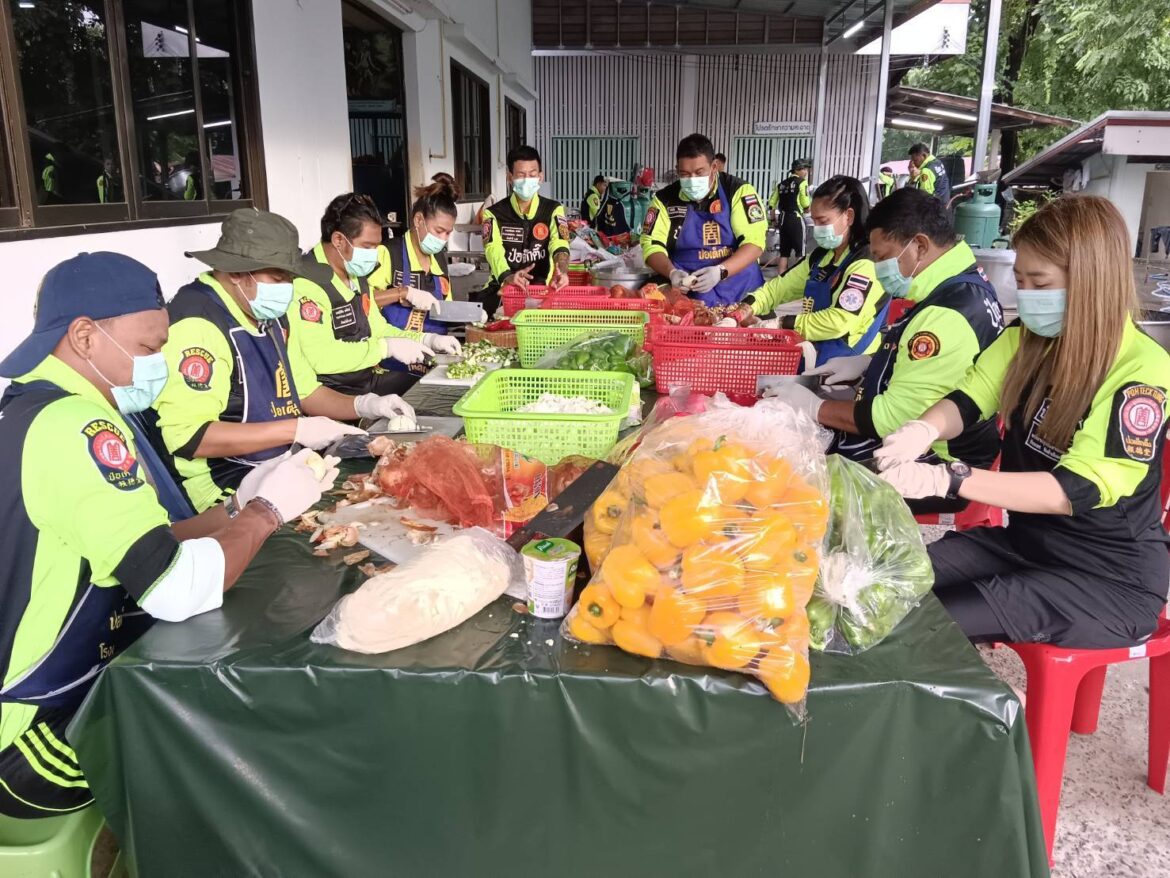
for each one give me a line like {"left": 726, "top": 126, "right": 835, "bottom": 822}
{"left": 908, "top": 143, "right": 951, "bottom": 207}
{"left": 482, "top": 145, "right": 570, "bottom": 292}
{"left": 768, "top": 158, "right": 813, "bottom": 273}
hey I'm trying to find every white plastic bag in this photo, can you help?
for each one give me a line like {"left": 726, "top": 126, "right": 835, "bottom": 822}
{"left": 311, "top": 528, "right": 523, "bottom": 654}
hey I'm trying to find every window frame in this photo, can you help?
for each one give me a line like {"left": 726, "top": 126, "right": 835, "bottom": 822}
{"left": 0, "top": 0, "right": 267, "bottom": 241}
{"left": 505, "top": 98, "right": 526, "bottom": 156}
{"left": 450, "top": 60, "right": 491, "bottom": 200}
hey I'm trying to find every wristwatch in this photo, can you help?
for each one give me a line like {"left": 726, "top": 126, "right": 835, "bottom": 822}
{"left": 224, "top": 493, "right": 242, "bottom": 519}
{"left": 945, "top": 461, "right": 973, "bottom": 499}
{"left": 718, "top": 265, "right": 729, "bottom": 281}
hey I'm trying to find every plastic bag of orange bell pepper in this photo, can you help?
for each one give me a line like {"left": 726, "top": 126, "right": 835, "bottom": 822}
{"left": 566, "top": 397, "right": 830, "bottom": 720}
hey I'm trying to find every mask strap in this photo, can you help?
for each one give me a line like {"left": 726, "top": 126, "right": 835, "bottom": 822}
{"left": 96, "top": 324, "right": 134, "bottom": 362}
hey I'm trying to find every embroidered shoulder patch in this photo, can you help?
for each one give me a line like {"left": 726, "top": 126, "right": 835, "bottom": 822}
{"left": 298, "top": 297, "right": 323, "bottom": 325}
{"left": 742, "top": 193, "right": 764, "bottom": 223}
{"left": 642, "top": 207, "right": 659, "bottom": 235}
{"left": 907, "top": 331, "right": 940, "bottom": 360}
{"left": 82, "top": 420, "right": 143, "bottom": 491}
{"left": 178, "top": 347, "right": 214, "bottom": 390}
{"left": 482, "top": 220, "right": 493, "bottom": 243}
{"left": 1106, "top": 383, "right": 1167, "bottom": 462}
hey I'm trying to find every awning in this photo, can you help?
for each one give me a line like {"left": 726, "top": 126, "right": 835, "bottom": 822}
{"left": 884, "top": 85, "right": 1078, "bottom": 137}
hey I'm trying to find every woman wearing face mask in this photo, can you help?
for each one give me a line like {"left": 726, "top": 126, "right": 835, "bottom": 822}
{"left": 369, "top": 178, "right": 463, "bottom": 380}
{"left": 875, "top": 196, "right": 1170, "bottom": 647}
{"left": 732, "top": 176, "right": 888, "bottom": 367}
{"left": 287, "top": 193, "right": 458, "bottom": 398}
{"left": 154, "top": 208, "right": 411, "bottom": 513}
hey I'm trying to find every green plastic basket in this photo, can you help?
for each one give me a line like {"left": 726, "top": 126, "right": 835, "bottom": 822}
{"left": 512, "top": 309, "right": 649, "bottom": 368}
{"left": 452, "top": 369, "right": 636, "bottom": 463}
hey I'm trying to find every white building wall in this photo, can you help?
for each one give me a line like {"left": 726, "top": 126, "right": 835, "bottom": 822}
{"left": 1080, "top": 155, "right": 1155, "bottom": 254}
{"left": 0, "top": 0, "right": 532, "bottom": 364}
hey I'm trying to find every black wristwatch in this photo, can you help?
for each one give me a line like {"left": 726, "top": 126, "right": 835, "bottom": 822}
{"left": 945, "top": 461, "right": 972, "bottom": 499}
{"left": 719, "top": 265, "right": 729, "bottom": 281}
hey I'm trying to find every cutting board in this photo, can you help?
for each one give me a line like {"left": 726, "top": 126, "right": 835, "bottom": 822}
{"left": 318, "top": 501, "right": 459, "bottom": 566}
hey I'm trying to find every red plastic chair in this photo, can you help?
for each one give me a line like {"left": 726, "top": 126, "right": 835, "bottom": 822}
{"left": 1003, "top": 451, "right": 1170, "bottom": 863}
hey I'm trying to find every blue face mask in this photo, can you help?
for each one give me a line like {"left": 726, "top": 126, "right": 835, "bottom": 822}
{"left": 679, "top": 174, "right": 713, "bottom": 201}
{"left": 874, "top": 240, "right": 920, "bottom": 298}
{"left": 416, "top": 221, "right": 447, "bottom": 255}
{"left": 92, "top": 327, "right": 169, "bottom": 415}
{"left": 239, "top": 274, "right": 294, "bottom": 322}
{"left": 1016, "top": 288, "right": 1066, "bottom": 337}
{"left": 812, "top": 222, "right": 844, "bottom": 250}
{"left": 511, "top": 178, "right": 541, "bottom": 201}
{"left": 341, "top": 235, "right": 379, "bottom": 278}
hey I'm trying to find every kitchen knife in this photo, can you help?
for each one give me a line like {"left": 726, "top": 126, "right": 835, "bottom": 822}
{"left": 429, "top": 300, "right": 487, "bottom": 323}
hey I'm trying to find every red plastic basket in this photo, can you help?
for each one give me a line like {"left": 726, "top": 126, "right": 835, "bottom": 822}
{"left": 567, "top": 270, "right": 591, "bottom": 285}
{"left": 539, "top": 293, "right": 664, "bottom": 313}
{"left": 501, "top": 284, "right": 607, "bottom": 316}
{"left": 652, "top": 325, "right": 804, "bottom": 397}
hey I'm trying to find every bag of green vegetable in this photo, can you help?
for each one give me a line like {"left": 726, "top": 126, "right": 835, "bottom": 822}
{"left": 809, "top": 455, "right": 935, "bottom": 653}
{"left": 533, "top": 330, "right": 654, "bottom": 387}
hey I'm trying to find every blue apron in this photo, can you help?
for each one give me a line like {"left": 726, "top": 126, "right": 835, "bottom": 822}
{"left": 380, "top": 237, "right": 449, "bottom": 375}
{"left": 805, "top": 247, "right": 890, "bottom": 367}
{"left": 125, "top": 412, "right": 197, "bottom": 522}
{"left": 206, "top": 292, "right": 300, "bottom": 489}
{"left": 672, "top": 179, "right": 765, "bottom": 307}
{"left": 0, "top": 381, "right": 154, "bottom": 709}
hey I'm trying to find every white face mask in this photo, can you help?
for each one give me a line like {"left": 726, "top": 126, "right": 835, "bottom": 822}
{"left": 88, "top": 326, "right": 169, "bottom": 414}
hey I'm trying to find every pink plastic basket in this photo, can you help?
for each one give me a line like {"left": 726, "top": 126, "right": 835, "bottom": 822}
{"left": 501, "top": 284, "right": 607, "bottom": 316}
{"left": 652, "top": 325, "right": 804, "bottom": 397}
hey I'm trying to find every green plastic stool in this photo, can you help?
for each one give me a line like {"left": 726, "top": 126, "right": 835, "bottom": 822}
{"left": 0, "top": 806, "right": 104, "bottom": 877}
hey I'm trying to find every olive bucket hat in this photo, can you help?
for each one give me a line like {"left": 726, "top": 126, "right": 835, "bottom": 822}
{"left": 186, "top": 208, "right": 333, "bottom": 286}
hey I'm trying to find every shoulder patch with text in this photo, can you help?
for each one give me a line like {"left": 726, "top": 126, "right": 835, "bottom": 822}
{"left": 178, "top": 346, "right": 214, "bottom": 390}
{"left": 1106, "top": 383, "right": 1167, "bottom": 462}
{"left": 742, "top": 193, "right": 765, "bottom": 223}
{"left": 838, "top": 273, "right": 872, "bottom": 313}
{"left": 298, "top": 297, "right": 323, "bottom": 325}
{"left": 907, "top": 331, "right": 940, "bottom": 360}
{"left": 481, "top": 219, "right": 493, "bottom": 243}
{"left": 642, "top": 207, "right": 659, "bottom": 235}
{"left": 82, "top": 420, "right": 143, "bottom": 491}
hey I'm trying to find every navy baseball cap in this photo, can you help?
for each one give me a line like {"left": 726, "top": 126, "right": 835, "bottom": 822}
{"left": 0, "top": 252, "right": 165, "bottom": 378}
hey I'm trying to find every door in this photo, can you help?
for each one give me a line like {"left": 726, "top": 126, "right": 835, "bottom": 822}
{"left": 731, "top": 136, "right": 814, "bottom": 203}
{"left": 551, "top": 136, "right": 638, "bottom": 208}
{"left": 342, "top": 1, "right": 410, "bottom": 227}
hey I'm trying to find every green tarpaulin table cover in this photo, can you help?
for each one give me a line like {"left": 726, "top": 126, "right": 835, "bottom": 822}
{"left": 68, "top": 386, "right": 1049, "bottom": 877}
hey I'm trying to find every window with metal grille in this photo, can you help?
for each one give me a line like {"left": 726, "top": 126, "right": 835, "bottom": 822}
{"left": 451, "top": 61, "right": 490, "bottom": 198}
{"left": 0, "top": 0, "right": 265, "bottom": 236}
{"left": 505, "top": 99, "right": 526, "bottom": 156}
{"left": 731, "top": 136, "right": 815, "bottom": 207}
{"left": 550, "top": 136, "right": 638, "bottom": 209}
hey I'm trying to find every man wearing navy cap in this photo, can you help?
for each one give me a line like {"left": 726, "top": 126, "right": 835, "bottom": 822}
{"left": 0, "top": 253, "right": 339, "bottom": 818}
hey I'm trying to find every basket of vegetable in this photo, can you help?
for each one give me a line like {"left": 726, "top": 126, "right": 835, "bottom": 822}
{"left": 513, "top": 309, "right": 649, "bottom": 368}
{"left": 452, "top": 369, "right": 636, "bottom": 464}
{"left": 652, "top": 325, "right": 803, "bottom": 397}
{"left": 501, "top": 284, "right": 608, "bottom": 316}
{"left": 444, "top": 340, "right": 519, "bottom": 381}
{"left": 465, "top": 319, "right": 517, "bottom": 349}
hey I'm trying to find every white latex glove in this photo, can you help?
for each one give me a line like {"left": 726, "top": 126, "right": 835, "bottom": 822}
{"left": 873, "top": 419, "right": 941, "bottom": 471}
{"left": 715, "top": 317, "right": 738, "bottom": 327}
{"left": 806, "top": 354, "right": 872, "bottom": 386}
{"left": 234, "top": 450, "right": 291, "bottom": 507}
{"left": 669, "top": 268, "right": 692, "bottom": 289}
{"left": 688, "top": 265, "right": 723, "bottom": 294}
{"left": 252, "top": 448, "right": 341, "bottom": 523}
{"left": 354, "top": 393, "right": 416, "bottom": 422}
{"left": 879, "top": 461, "right": 949, "bottom": 499}
{"left": 405, "top": 287, "right": 439, "bottom": 311}
{"left": 762, "top": 381, "right": 823, "bottom": 423}
{"left": 384, "top": 337, "right": 434, "bottom": 365}
{"left": 799, "top": 341, "right": 818, "bottom": 374}
{"left": 294, "top": 417, "right": 366, "bottom": 450}
{"left": 423, "top": 333, "right": 462, "bottom": 356}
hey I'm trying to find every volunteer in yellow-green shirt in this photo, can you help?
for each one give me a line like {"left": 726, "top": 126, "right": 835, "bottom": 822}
{"left": 732, "top": 176, "right": 888, "bottom": 367}
{"left": 876, "top": 166, "right": 895, "bottom": 201}
{"left": 908, "top": 143, "right": 951, "bottom": 206}
{"left": 641, "top": 133, "right": 766, "bottom": 306}
{"left": 581, "top": 175, "right": 606, "bottom": 222}
{"left": 874, "top": 195, "right": 1170, "bottom": 649}
{"left": 153, "top": 208, "right": 414, "bottom": 512}
{"left": 286, "top": 193, "right": 459, "bottom": 398}
{"left": 482, "top": 145, "right": 570, "bottom": 292}
{"left": 766, "top": 188, "right": 1004, "bottom": 513}
{"left": 0, "top": 252, "right": 337, "bottom": 818}
{"left": 767, "top": 158, "right": 812, "bottom": 274}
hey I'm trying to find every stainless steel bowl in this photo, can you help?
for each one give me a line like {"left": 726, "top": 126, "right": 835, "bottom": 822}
{"left": 590, "top": 268, "right": 652, "bottom": 291}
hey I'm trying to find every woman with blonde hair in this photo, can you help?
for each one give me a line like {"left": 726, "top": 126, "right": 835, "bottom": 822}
{"left": 873, "top": 195, "right": 1170, "bottom": 647}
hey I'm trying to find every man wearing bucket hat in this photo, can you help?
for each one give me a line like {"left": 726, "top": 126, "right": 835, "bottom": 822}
{"left": 0, "top": 252, "right": 339, "bottom": 818}
{"left": 153, "top": 208, "right": 416, "bottom": 512}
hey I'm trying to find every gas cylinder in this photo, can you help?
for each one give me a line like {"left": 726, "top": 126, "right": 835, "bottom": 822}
{"left": 955, "top": 184, "right": 1002, "bottom": 249}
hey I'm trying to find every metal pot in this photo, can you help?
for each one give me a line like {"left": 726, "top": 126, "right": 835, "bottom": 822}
{"left": 590, "top": 267, "right": 652, "bottom": 291}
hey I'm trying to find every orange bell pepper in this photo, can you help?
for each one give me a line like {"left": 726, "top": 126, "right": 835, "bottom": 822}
{"left": 648, "top": 585, "right": 706, "bottom": 646}
{"left": 740, "top": 513, "right": 798, "bottom": 571}
{"left": 642, "top": 471, "right": 697, "bottom": 509}
{"left": 611, "top": 619, "right": 664, "bottom": 658}
{"left": 578, "top": 583, "right": 621, "bottom": 628}
{"left": 616, "top": 458, "right": 675, "bottom": 500}
{"left": 569, "top": 611, "right": 610, "bottom": 644}
{"left": 665, "top": 634, "right": 707, "bottom": 665}
{"left": 692, "top": 440, "right": 754, "bottom": 504}
{"left": 758, "top": 645, "right": 811, "bottom": 703}
{"left": 600, "top": 544, "right": 659, "bottom": 609}
{"left": 743, "top": 456, "right": 794, "bottom": 509}
{"left": 739, "top": 571, "right": 797, "bottom": 628}
{"left": 631, "top": 510, "right": 682, "bottom": 570}
{"left": 681, "top": 542, "right": 745, "bottom": 601}
{"left": 659, "top": 490, "right": 724, "bottom": 548}
{"left": 699, "top": 611, "right": 764, "bottom": 669}
{"left": 620, "top": 603, "right": 652, "bottom": 628}
{"left": 583, "top": 520, "right": 613, "bottom": 572}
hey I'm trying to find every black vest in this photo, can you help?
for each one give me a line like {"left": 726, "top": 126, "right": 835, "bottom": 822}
{"left": 488, "top": 196, "right": 561, "bottom": 282}
{"left": 774, "top": 175, "right": 802, "bottom": 213}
